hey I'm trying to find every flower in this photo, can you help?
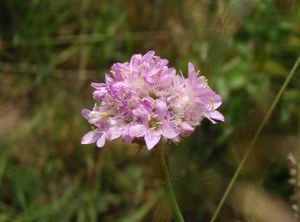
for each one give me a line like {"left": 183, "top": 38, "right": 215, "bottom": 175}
{"left": 81, "top": 51, "right": 224, "bottom": 150}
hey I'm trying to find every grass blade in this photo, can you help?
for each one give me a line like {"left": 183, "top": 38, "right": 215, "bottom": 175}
{"left": 210, "top": 54, "right": 300, "bottom": 222}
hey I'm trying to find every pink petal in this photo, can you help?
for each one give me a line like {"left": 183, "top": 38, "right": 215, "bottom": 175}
{"left": 179, "top": 122, "right": 194, "bottom": 135}
{"left": 188, "top": 62, "right": 198, "bottom": 82}
{"left": 161, "top": 121, "right": 179, "bottom": 139}
{"left": 212, "top": 94, "right": 222, "bottom": 109}
{"left": 144, "top": 131, "right": 161, "bottom": 150}
{"left": 155, "top": 99, "right": 168, "bottom": 117}
{"left": 122, "top": 133, "right": 134, "bottom": 142}
{"left": 81, "top": 131, "right": 99, "bottom": 144}
{"left": 81, "top": 109, "right": 90, "bottom": 119}
{"left": 141, "top": 97, "right": 154, "bottom": 110}
{"left": 107, "top": 126, "right": 123, "bottom": 140}
{"left": 130, "top": 56, "right": 141, "bottom": 69}
{"left": 128, "top": 124, "right": 146, "bottom": 137}
{"left": 105, "top": 74, "right": 114, "bottom": 84}
{"left": 91, "top": 82, "right": 105, "bottom": 89}
{"left": 142, "top": 51, "right": 155, "bottom": 61}
{"left": 96, "top": 133, "right": 106, "bottom": 148}
{"left": 210, "top": 110, "right": 225, "bottom": 121}
{"left": 144, "top": 75, "right": 155, "bottom": 84}
{"left": 132, "top": 105, "right": 149, "bottom": 121}
{"left": 160, "top": 68, "right": 175, "bottom": 83}
{"left": 93, "top": 88, "right": 107, "bottom": 99}
{"left": 204, "top": 113, "right": 216, "bottom": 124}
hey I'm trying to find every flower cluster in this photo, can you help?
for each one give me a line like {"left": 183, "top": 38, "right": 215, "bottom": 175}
{"left": 81, "top": 51, "right": 224, "bottom": 150}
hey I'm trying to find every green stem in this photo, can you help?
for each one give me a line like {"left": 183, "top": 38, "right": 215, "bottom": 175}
{"left": 154, "top": 144, "right": 185, "bottom": 222}
{"left": 210, "top": 54, "right": 300, "bottom": 222}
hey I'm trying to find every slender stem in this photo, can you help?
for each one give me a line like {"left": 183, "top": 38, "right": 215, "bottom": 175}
{"left": 154, "top": 144, "right": 185, "bottom": 222}
{"left": 210, "top": 54, "right": 300, "bottom": 222}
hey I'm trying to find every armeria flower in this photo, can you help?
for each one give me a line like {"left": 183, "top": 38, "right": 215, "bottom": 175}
{"left": 81, "top": 51, "right": 224, "bottom": 150}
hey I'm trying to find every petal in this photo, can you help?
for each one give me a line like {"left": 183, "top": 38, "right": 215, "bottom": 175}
{"left": 96, "top": 133, "right": 106, "bottom": 147}
{"left": 161, "top": 121, "right": 180, "bottom": 139}
{"left": 141, "top": 97, "right": 154, "bottom": 110}
{"left": 130, "top": 55, "right": 141, "bottom": 69}
{"left": 129, "top": 124, "right": 146, "bottom": 137}
{"left": 179, "top": 122, "right": 194, "bottom": 135}
{"left": 160, "top": 58, "right": 169, "bottom": 66}
{"left": 144, "top": 75, "right": 155, "bottom": 84}
{"left": 132, "top": 105, "right": 150, "bottom": 121}
{"left": 195, "top": 88, "right": 213, "bottom": 97}
{"left": 111, "top": 63, "right": 124, "bottom": 72}
{"left": 105, "top": 74, "right": 114, "bottom": 84}
{"left": 81, "top": 109, "right": 90, "bottom": 119}
{"left": 144, "top": 131, "right": 161, "bottom": 150}
{"left": 212, "top": 94, "right": 222, "bottom": 109}
{"left": 188, "top": 62, "right": 198, "bottom": 82}
{"left": 188, "top": 62, "right": 195, "bottom": 73}
{"left": 88, "top": 111, "right": 102, "bottom": 124}
{"left": 81, "top": 131, "right": 100, "bottom": 144}
{"left": 155, "top": 99, "right": 168, "bottom": 117}
{"left": 107, "top": 126, "right": 123, "bottom": 140}
{"left": 142, "top": 51, "right": 155, "bottom": 61}
{"left": 122, "top": 132, "right": 134, "bottom": 143}
{"left": 210, "top": 110, "right": 225, "bottom": 121}
{"left": 204, "top": 113, "right": 216, "bottom": 124}
{"left": 93, "top": 88, "right": 107, "bottom": 99}
{"left": 160, "top": 68, "right": 175, "bottom": 83}
{"left": 91, "top": 82, "right": 105, "bottom": 89}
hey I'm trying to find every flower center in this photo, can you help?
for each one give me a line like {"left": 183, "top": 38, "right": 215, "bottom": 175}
{"left": 148, "top": 116, "right": 162, "bottom": 130}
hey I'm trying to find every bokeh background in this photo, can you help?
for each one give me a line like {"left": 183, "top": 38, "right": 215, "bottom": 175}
{"left": 1, "top": 0, "right": 300, "bottom": 221}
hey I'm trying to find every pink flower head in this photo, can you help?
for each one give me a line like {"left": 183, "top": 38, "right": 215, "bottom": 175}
{"left": 81, "top": 51, "right": 224, "bottom": 150}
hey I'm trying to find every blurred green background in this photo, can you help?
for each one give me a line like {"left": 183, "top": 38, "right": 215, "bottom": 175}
{"left": 0, "top": 0, "right": 300, "bottom": 221}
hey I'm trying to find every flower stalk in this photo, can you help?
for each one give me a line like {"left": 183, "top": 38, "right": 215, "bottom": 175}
{"left": 154, "top": 143, "right": 185, "bottom": 222}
